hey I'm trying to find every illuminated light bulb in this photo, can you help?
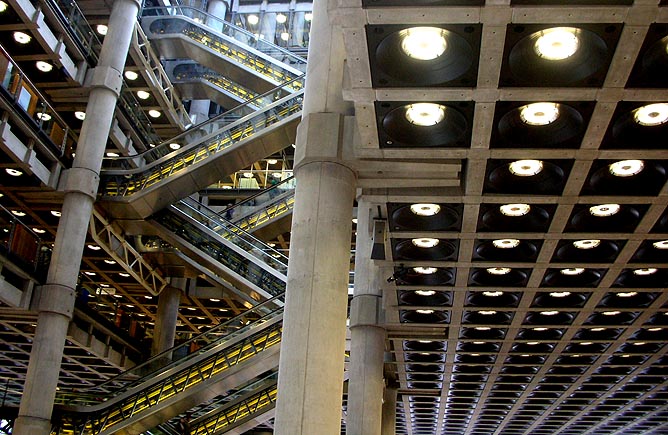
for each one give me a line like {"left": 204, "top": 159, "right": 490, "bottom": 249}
{"left": 304, "top": 12, "right": 312, "bottom": 21}
{"left": 243, "top": 171, "right": 253, "bottom": 178}
{"left": 104, "top": 259, "right": 116, "bottom": 265}
{"left": 0, "top": 1, "right": 7, "bottom": 12}
{"left": 124, "top": 71, "right": 139, "bottom": 81}
{"left": 580, "top": 342, "right": 592, "bottom": 345}
{"left": 633, "top": 103, "right": 668, "bottom": 126}
{"left": 169, "top": 143, "right": 181, "bottom": 150}
{"left": 400, "top": 27, "right": 447, "bottom": 60}
{"left": 492, "top": 239, "right": 520, "bottom": 249}
{"left": 36, "top": 61, "right": 53, "bottom": 72}
{"left": 609, "top": 159, "right": 644, "bottom": 177}
{"left": 591, "top": 327, "right": 606, "bottom": 332}
{"left": 410, "top": 203, "right": 440, "bottom": 216}
{"left": 75, "top": 111, "right": 86, "bottom": 120}
{"left": 148, "top": 109, "right": 161, "bottom": 118}
{"left": 527, "top": 341, "right": 539, "bottom": 345}
{"left": 87, "top": 244, "right": 101, "bottom": 250}
{"left": 412, "top": 238, "right": 439, "bottom": 248}
{"left": 51, "top": 210, "right": 62, "bottom": 217}
{"left": 534, "top": 27, "right": 580, "bottom": 60}
{"left": 602, "top": 310, "right": 621, "bottom": 316}
{"left": 589, "top": 204, "right": 620, "bottom": 217}
{"left": 633, "top": 268, "right": 657, "bottom": 276}
{"left": 648, "top": 327, "right": 663, "bottom": 332}
{"left": 11, "top": 210, "right": 25, "bottom": 217}
{"left": 5, "top": 168, "right": 22, "bottom": 177}
{"left": 549, "top": 291, "right": 571, "bottom": 298}
{"left": 417, "top": 309, "right": 434, "bottom": 314}
{"left": 479, "top": 310, "right": 497, "bottom": 315}
{"left": 540, "top": 310, "right": 559, "bottom": 316}
{"left": 13, "top": 31, "right": 31, "bottom": 44}
{"left": 137, "top": 90, "right": 150, "bottom": 100}
{"left": 32, "top": 228, "right": 45, "bottom": 234}
{"left": 573, "top": 239, "right": 600, "bottom": 249}
{"left": 652, "top": 240, "right": 668, "bottom": 249}
{"left": 500, "top": 203, "right": 530, "bottom": 217}
{"left": 415, "top": 290, "right": 436, "bottom": 296}
{"left": 532, "top": 327, "right": 548, "bottom": 331}
{"left": 276, "top": 13, "right": 287, "bottom": 23}
{"left": 37, "top": 113, "right": 52, "bottom": 121}
{"left": 520, "top": 102, "right": 559, "bottom": 125}
{"left": 106, "top": 152, "right": 119, "bottom": 157}
{"left": 475, "top": 326, "right": 491, "bottom": 331}
{"left": 482, "top": 291, "right": 504, "bottom": 297}
{"left": 96, "top": 24, "right": 108, "bottom": 35}
{"left": 487, "top": 267, "right": 511, "bottom": 275}
{"left": 247, "top": 14, "right": 259, "bottom": 25}
{"left": 560, "top": 268, "right": 584, "bottom": 275}
{"left": 616, "top": 292, "right": 637, "bottom": 297}
{"left": 405, "top": 103, "right": 446, "bottom": 126}
{"left": 509, "top": 159, "right": 543, "bottom": 176}
{"left": 280, "top": 32, "right": 289, "bottom": 41}
{"left": 413, "top": 266, "right": 437, "bottom": 275}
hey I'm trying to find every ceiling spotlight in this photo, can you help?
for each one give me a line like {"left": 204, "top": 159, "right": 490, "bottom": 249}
{"left": 412, "top": 238, "right": 439, "bottom": 248}
{"left": 124, "top": 70, "right": 139, "bottom": 81}
{"left": 633, "top": 103, "right": 668, "bottom": 126}
{"left": 487, "top": 267, "right": 511, "bottom": 275}
{"left": 169, "top": 143, "right": 181, "bottom": 150}
{"left": 243, "top": 171, "right": 253, "bottom": 178}
{"left": 602, "top": 310, "right": 621, "bottom": 316}
{"left": 32, "top": 228, "right": 45, "bottom": 234}
{"left": 648, "top": 327, "right": 663, "bottom": 332}
{"left": 148, "top": 109, "right": 161, "bottom": 118}
{"left": 118, "top": 272, "right": 129, "bottom": 277}
{"left": 51, "top": 210, "right": 61, "bottom": 217}
{"left": 652, "top": 240, "right": 668, "bottom": 249}
{"left": 589, "top": 204, "right": 620, "bottom": 217}
{"left": 533, "top": 327, "right": 548, "bottom": 331}
{"left": 136, "top": 90, "right": 150, "bottom": 100}
{"left": 11, "top": 210, "right": 25, "bottom": 217}
{"left": 580, "top": 341, "right": 593, "bottom": 345}
{"left": 104, "top": 259, "right": 117, "bottom": 265}
{"left": 591, "top": 327, "right": 606, "bottom": 331}
{"left": 413, "top": 266, "right": 437, "bottom": 275}
{"left": 416, "top": 309, "right": 434, "bottom": 314}
{"left": 276, "top": 13, "right": 287, "bottom": 23}
{"left": 509, "top": 159, "right": 543, "bottom": 176}
{"left": 492, "top": 239, "right": 520, "bottom": 249}
{"left": 37, "top": 112, "right": 52, "bottom": 121}
{"left": 616, "top": 292, "right": 637, "bottom": 297}
{"left": 560, "top": 268, "right": 584, "bottom": 275}
{"left": 633, "top": 268, "right": 657, "bottom": 276}
{"left": 482, "top": 291, "right": 504, "bottom": 297}
{"left": 247, "top": 14, "right": 259, "bottom": 25}
{"left": 609, "top": 159, "right": 644, "bottom": 177}
{"left": 540, "top": 310, "right": 560, "bottom": 316}
{"left": 75, "top": 111, "right": 86, "bottom": 120}
{"left": 415, "top": 290, "right": 436, "bottom": 296}
{"left": 5, "top": 168, "right": 22, "bottom": 177}
{"left": 405, "top": 103, "right": 446, "bottom": 126}
{"left": 280, "top": 32, "right": 290, "bottom": 41}
{"left": 520, "top": 102, "right": 559, "bottom": 125}
{"left": 0, "top": 1, "right": 7, "bottom": 12}
{"left": 96, "top": 24, "right": 108, "bottom": 35}
{"left": 106, "top": 152, "right": 119, "bottom": 157}
{"left": 534, "top": 27, "right": 580, "bottom": 60}
{"left": 499, "top": 203, "right": 531, "bottom": 217}
{"left": 549, "top": 291, "right": 571, "bottom": 298}
{"left": 13, "top": 31, "right": 31, "bottom": 44}
{"left": 572, "top": 239, "right": 600, "bottom": 249}
{"left": 479, "top": 310, "right": 497, "bottom": 315}
{"left": 475, "top": 326, "right": 491, "bottom": 331}
{"left": 304, "top": 12, "right": 313, "bottom": 21}
{"left": 410, "top": 203, "right": 440, "bottom": 216}
{"left": 400, "top": 27, "right": 447, "bottom": 60}
{"left": 36, "top": 61, "right": 53, "bottom": 72}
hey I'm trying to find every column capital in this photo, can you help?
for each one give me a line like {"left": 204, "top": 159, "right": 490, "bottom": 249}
{"left": 35, "top": 284, "right": 76, "bottom": 318}
{"left": 59, "top": 167, "right": 99, "bottom": 199}
{"left": 350, "top": 293, "right": 384, "bottom": 328}
{"left": 84, "top": 66, "right": 123, "bottom": 97}
{"left": 294, "top": 113, "right": 357, "bottom": 172}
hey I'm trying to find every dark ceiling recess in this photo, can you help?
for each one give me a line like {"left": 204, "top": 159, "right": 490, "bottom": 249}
{"left": 627, "top": 23, "right": 668, "bottom": 88}
{"left": 499, "top": 23, "right": 622, "bottom": 87}
{"left": 366, "top": 24, "right": 481, "bottom": 87}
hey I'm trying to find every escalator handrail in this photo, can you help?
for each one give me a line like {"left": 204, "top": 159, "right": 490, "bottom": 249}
{"left": 229, "top": 176, "right": 295, "bottom": 210}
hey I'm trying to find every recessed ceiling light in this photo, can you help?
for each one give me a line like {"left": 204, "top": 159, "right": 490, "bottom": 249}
{"left": 136, "top": 90, "right": 150, "bottom": 100}
{"left": 412, "top": 238, "right": 439, "bottom": 248}
{"left": 106, "top": 152, "right": 119, "bottom": 157}
{"left": 75, "top": 111, "right": 86, "bottom": 120}
{"left": 519, "top": 102, "right": 559, "bottom": 125}
{"left": 652, "top": 240, "right": 668, "bottom": 249}
{"left": 305, "top": 12, "right": 313, "bottom": 21}
{"left": 37, "top": 112, "right": 52, "bottom": 121}
{"left": 487, "top": 267, "right": 511, "bottom": 275}
{"left": 416, "top": 309, "right": 434, "bottom": 314}
{"left": 509, "top": 159, "right": 543, "bottom": 176}
{"left": 32, "top": 228, "right": 45, "bottom": 234}
{"left": 482, "top": 291, "right": 504, "bottom": 297}
{"left": 169, "top": 143, "right": 181, "bottom": 150}
{"left": 0, "top": 1, "right": 7, "bottom": 12}
{"left": 11, "top": 210, "right": 25, "bottom": 217}
{"left": 84, "top": 271, "right": 96, "bottom": 276}
{"left": 280, "top": 32, "right": 290, "bottom": 41}
{"left": 572, "top": 239, "right": 600, "bottom": 249}
{"left": 616, "top": 291, "right": 637, "bottom": 297}
{"left": 51, "top": 210, "right": 61, "bottom": 217}
{"left": 400, "top": 27, "right": 447, "bottom": 60}
{"left": 633, "top": 268, "right": 657, "bottom": 276}
{"left": 648, "top": 327, "right": 663, "bottom": 332}
{"left": 124, "top": 70, "right": 139, "bottom": 81}
{"left": 589, "top": 204, "right": 620, "bottom": 217}
{"left": 534, "top": 27, "right": 580, "bottom": 60}
{"left": 479, "top": 310, "right": 497, "bottom": 315}
{"left": 527, "top": 341, "right": 539, "bottom": 345}
{"left": 474, "top": 326, "right": 491, "bottom": 331}
{"left": 13, "top": 31, "right": 31, "bottom": 44}
{"left": 119, "top": 272, "right": 130, "bottom": 277}
{"left": 87, "top": 244, "right": 101, "bottom": 250}
{"left": 580, "top": 341, "right": 593, "bottom": 345}
{"left": 276, "top": 13, "right": 287, "bottom": 23}
{"left": 413, "top": 266, "right": 437, "bottom": 275}
{"left": 5, "top": 168, "right": 22, "bottom": 176}
{"left": 540, "top": 310, "right": 559, "bottom": 316}
{"left": 410, "top": 203, "right": 440, "bottom": 216}
{"left": 591, "top": 327, "right": 606, "bottom": 331}
{"left": 104, "top": 259, "right": 117, "bottom": 265}
{"left": 415, "top": 290, "right": 435, "bottom": 296}
{"left": 633, "top": 103, "right": 668, "bottom": 126}
{"left": 609, "top": 159, "right": 644, "bottom": 177}
{"left": 405, "top": 103, "right": 446, "bottom": 126}
{"left": 148, "top": 109, "right": 161, "bottom": 118}
{"left": 499, "top": 203, "right": 530, "bottom": 217}
{"left": 492, "top": 238, "right": 520, "bottom": 249}
{"left": 560, "top": 268, "right": 584, "bottom": 275}
{"left": 247, "top": 14, "right": 259, "bottom": 25}
{"left": 243, "top": 171, "right": 253, "bottom": 178}
{"left": 36, "top": 61, "right": 53, "bottom": 72}
{"left": 532, "top": 327, "right": 548, "bottom": 331}
{"left": 549, "top": 291, "right": 571, "bottom": 298}
{"left": 602, "top": 310, "right": 621, "bottom": 316}
{"left": 96, "top": 24, "right": 108, "bottom": 35}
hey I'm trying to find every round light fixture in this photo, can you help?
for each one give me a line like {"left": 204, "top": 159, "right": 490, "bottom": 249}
{"left": 148, "top": 109, "right": 161, "bottom": 118}
{"left": 36, "top": 61, "right": 53, "bottom": 72}
{"left": 415, "top": 290, "right": 436, "bottom": 296}
{"left": 633, "top": 268, "right": 657, "bottom": 276}
{"left": 560, "top": 268, "right": 584, "bottom": 275}
{"left": 482, "top": 291, "right": 504, "bottom": 297}
{"left": 276, "top": 13, "right": 287, "bottom": 24}
{"left": 519, "top": 102, "right": 560, "bottom": 125}
{"left": 32, "top": 228, "right": 45, "bottom": 234}
{"left": 413, "top": 266, "right": 437, "bottom": 275}
{"left": 492, "top": 238, "right": 520, "bottom": 249}
{"left": 11, "top": 210, "right": 25, "bottom": 217}
{"left": 136, "top": 90, "right": 150, "bottom": 100}
{"left": 479, "top": 310, "right": 497, "bottom": 315}
{"left": 487, "top": 267, "right": 511, "bottom": 275}
{"left": 167, "top": 143, "right": 181, "bottom": 150}
{"left": 106, "top": 152, "right": 119, "bottom": 157}
{"left": 509, "top": 159, "right": 543, "bottom": 176}
{"left": 602, "top": 310, "right": 621, "bottom": 316}
{"left": 243, "top": 171, "right": 253, "bottom": 178}
{"left": 5, "top": 168, "right": 22, "bottom": 177}
{"left": 652, "top": 240, "right": 668, "bottom": 250}
{"left": 534, "top": 27, "right": 580, "bottom": 60}
{"left": 51, "top": 210, "right": 61, "bottom": 217}
{"left": 124, "top": 71, "right": 139, "bottom": 81}
{"left": 633, "top": 103, "right": 668, "bottom": 126}
{"left": 412, "top": 238, "right": 440, "bottom": 248}
{"left": 0, "top": 1, "right": 7, "bottom": 12}
{"left": 572, "top": 239, "right": 600, "bottom": 249}
{"left": 499, "top": 203, "right": 531, "bottom": 217}
{"left": 400, "top": 27, "right": 447, "bottom": 60}
{"left": 589, "top": 204, "right": 620, "bottom": 217}
{"left": 616, "top": 292, "right": 638, "bottom": 297}
{"left": 609, "top": 159, "right": 644, "bottom": 177}
{"left": 96, "top": 24, "right": 108, "bottom": 36}
{"left": 37, "top": 112, "right": 52, "bottom": 121}
{"left": 247, "top": 14, "right": 259, "bottom": 25}
{"left": 591, "top": 327, "right": 606, "bottom": 331}
{"left": 405, "top": 103, "right": 446, "bottom": 126}
{"left": 549, "top": 291, "right": 571, "bottom": 298}
{"left": 533, "top": 327, "right": 548, "bottom": 331}
{"left": 540, "top": 310, "right": 559, "bottom": 316}
{"left": 410, "top": 203, "right": 440, "bottom": 216}
{"left": 13, "top": 31, "right": 31, "bottom": 44}
{"left": 280, "top": 32, "right": 289, "bottom": 41}
{"left": 75, "top": 111, "right": 86, "bottom": 120}
{"left": 416, "top": 309, "right": 434, "bottom": 314}
{"left": 304, "top": 12, "right": 313, "bottom": 21}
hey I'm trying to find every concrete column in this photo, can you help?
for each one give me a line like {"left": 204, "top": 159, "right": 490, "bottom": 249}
{"left": 273, "top": 0, "right": 354, "bottom": 433}
{"left": 346, "top": 200, "right": 386, "bottom": 435}
{"left": 13, "top": 1, "right": 140, "bottom": 434}
{"left": 151, "top": 280, "right": 184, "bottom": 355}
{"left": 260, "top": 13, "right": 277, "bottom": 43}
{"left": 188, "top": 99, "right": 210, "bottom": 125}
{"left": 381, "top": 385, "right": 398, "bottom": 435}
{"left": 206, "top": 0, "right": 228, "bottom": 32}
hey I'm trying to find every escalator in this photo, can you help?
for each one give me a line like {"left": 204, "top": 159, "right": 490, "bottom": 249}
{"left": 141, "top": 6, "right": 305, "bottom": 94}
{"left": 52, "top": 294, "right": 285, "bottom": 435}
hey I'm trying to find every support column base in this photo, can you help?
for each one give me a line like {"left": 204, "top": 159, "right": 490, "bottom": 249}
{"left": 13, "top": 415, "right": 52, "bottom": 435}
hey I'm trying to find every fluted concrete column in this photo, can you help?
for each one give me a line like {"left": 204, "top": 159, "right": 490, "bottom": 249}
{"left": 346, "top": 200, "right": 386, "bottom": 435}
{"left": 13, "top": 1, "right": 140, "bottom": 434}
{"left": 273, "top": 1, "right": 354, "bottom": 433}
{"left": 206, "top": 0, "right": 227, "bottom": 32}
{"left": 151, "top": 280, "right": 184, "bottom": 355}
{"left": 381, "top": 385, "right": 398, "bottom": 435}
